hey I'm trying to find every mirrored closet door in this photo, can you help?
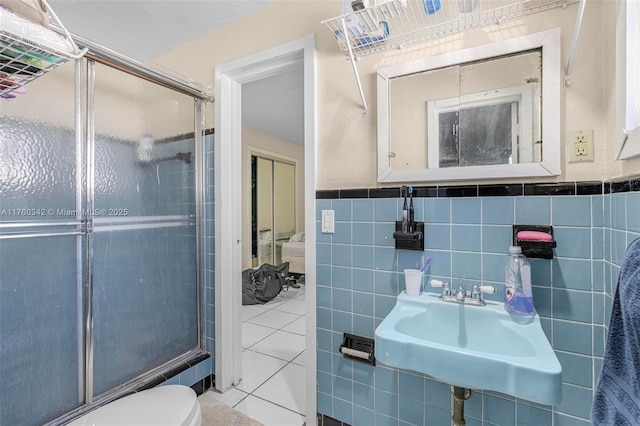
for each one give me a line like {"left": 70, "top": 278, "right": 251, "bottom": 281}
{"left": 251, "top": 155, "right": 295, "bottom": 266}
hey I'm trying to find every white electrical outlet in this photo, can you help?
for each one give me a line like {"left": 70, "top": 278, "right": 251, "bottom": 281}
{"left": 568, "top": 130, "right": 594, "bottom": 163}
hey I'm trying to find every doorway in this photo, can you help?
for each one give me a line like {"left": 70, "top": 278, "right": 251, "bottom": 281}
{"left": 213, "top": 35, "right": 317, "bottom": 425}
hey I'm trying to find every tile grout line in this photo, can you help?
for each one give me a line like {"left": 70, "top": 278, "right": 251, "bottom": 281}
{"left": 248, "top": 392, "right": 307, "bottom": 417}
{"left": 234, "top": 287, "right": 307, "bottom": 422}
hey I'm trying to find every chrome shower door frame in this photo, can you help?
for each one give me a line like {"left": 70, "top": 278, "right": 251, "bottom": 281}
{"left": 49, "top": 54, "right": 209, "bottom": 424}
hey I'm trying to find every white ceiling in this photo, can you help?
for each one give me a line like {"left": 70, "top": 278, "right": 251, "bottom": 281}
{"left": 48, "top": 1, "right": 277, "bottom": 63}
{"left": 242, "top": 67, "right": 304, "bottom": 146}
{"left": 48, "top": 0, "right": 305, "bottom": 145}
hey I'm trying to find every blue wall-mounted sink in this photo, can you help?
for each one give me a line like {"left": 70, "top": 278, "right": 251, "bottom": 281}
{"left": 374, "top": 292, "right": 562, "bottom": 405}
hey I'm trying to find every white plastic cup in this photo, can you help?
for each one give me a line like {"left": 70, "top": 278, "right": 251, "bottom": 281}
{"left": 404, "top": 269, "right": 423, "bottom": 296}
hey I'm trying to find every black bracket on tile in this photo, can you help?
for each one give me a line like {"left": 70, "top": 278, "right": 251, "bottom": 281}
{"left": 393, "top": 221, "right": 424, "bottom": 251}
{"left": 512, "top": 225, "right": 557, "bottom": 259}
{"left": 339, "top": 333, "right": 375, "bottom": 366}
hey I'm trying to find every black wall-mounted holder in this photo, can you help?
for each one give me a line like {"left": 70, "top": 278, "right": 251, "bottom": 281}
{"left": 512, "top": 225, "right": 557, "bottom": 259}
{"left": 393, "top": 221, "right": 425, "bottom": 251}
{"left": 339, "top": 333, "right": 376, "bottom": 366}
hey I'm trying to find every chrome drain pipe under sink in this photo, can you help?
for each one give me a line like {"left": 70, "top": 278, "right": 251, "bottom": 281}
{"left": 451, "top": 386, "right": 471, "bottom": 426}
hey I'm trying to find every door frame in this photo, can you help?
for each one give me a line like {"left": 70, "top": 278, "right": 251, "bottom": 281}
{"left": 214, "top": 34, "right": 317, "bottom": 423}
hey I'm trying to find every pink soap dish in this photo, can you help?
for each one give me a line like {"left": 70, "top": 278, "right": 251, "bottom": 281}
{"left": 512, "top": 225, "right": 557, "bottom": 259}
{"left": 517, "top": 230, "right": 554, "bottom": 242}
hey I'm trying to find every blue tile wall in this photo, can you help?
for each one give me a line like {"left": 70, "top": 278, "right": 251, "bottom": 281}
{"left": 204, "top": 133, "right": 215, "bottom": 365}
{"left": 316, "top": 188, "right": 640, "bottom": 425}
{"left": 158, "top": 357, "right": 212, "bottom": 387}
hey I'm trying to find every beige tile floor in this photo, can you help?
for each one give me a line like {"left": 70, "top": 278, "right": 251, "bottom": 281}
{"left": 202, "top": 285, "right": 306, "bottom": 426}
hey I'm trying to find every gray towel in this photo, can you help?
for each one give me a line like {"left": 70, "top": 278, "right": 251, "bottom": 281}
{"left": 592, "top": 237, "right": 640, "bottom": 425}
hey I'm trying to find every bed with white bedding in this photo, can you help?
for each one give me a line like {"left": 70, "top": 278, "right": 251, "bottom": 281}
{"left": 281, "top": 232, "right": 305, "bottom": 275}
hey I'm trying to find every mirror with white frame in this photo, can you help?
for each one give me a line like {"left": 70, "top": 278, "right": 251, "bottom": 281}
{"left": 615, "top": 0, "right": 640, "bottom": 160}
{"left": 377, "top": 29, "right": 561, "bottom": 183}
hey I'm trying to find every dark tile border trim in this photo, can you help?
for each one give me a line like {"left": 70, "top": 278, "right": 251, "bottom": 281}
{"left": 316, "top": 190, "right": 339, "bottom": 199}
{"left": 412, "top": 186, "right": 439, "bottom": 198}
{"left": 133, "top": 353, "right": 211, "bottom": 393}
{"left": 606, "top": 177, "right": 640, "bottom": 194}
{"left": 190, "top": 374, "right": 214, "bottom": 396}
{"left": 438, "top": 185, "right": 478, "bottom": 197}
{"left": 577, "top": 181, "right": 604, "bottom": 195}
{"left": 317, "top": 178, "right": 640, "bottom": 199}
{"left": 339, "top": 189, "right": 369, "bottom": 199}
{"left": 610, "top": 180, "right": 631, "bottom": 194}
{"left": 318, "top": 413, "right": 351, "bottom": 426}
{"left": 478, "top": 184, "right": 524, "bottom": 197}
{"left": 524, "top": 182, "right": 576, "bottom": 196}
{"left": 369, "top": 187, "right": 402, "bottom": 198}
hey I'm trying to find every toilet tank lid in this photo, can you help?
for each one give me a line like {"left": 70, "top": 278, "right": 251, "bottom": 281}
{"left": 68, "top": 385, "right": 199, "bottom": 426}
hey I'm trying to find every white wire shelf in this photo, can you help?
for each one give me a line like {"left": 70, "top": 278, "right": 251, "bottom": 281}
{"left": 0, "top": 2, "right": 86, "bottom": 98}
{"left": 322, "top": 0, "right": 572, "bottom": 58}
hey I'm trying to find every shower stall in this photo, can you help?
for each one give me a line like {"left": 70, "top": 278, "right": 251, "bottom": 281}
{"left": 0, "top": 53, "right": 208, "bottom": 425}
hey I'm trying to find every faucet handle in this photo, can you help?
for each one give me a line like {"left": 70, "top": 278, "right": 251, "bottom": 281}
{"left": 471, "top": 284, "right": 498, "bottom": 300}
{"left": 430, "top": 279, "right": 445, "bottom": 287}
{"left": 430, "top": 279, "right": 451, "bottom": 296}
{"left": 480, "top": 285, "right": 497, "bottom": 294}
{"left": 471, "top": 284, "right": 481, "bottom": 299}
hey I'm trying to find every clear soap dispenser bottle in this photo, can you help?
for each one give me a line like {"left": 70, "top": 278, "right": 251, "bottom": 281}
{"left": 504, "top": 245, "right": 534, "bottom": 316}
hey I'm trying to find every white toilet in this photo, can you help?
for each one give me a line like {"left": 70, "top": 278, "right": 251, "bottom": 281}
{"left": 68, "top": 385, "right": 201, "bottom": 426}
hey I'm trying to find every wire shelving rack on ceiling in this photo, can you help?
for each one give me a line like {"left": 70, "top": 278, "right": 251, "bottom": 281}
{"left": 321, "top": 0, "right": 585, "bottom": 116}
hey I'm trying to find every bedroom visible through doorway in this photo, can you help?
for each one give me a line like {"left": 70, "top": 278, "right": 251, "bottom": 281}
{"left": 214, "top": 34, "right": 317, "bottom": 424}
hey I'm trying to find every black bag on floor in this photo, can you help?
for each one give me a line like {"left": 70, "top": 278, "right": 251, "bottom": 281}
{"left": 242, "top": 262, "right": 290, "bottom": 305}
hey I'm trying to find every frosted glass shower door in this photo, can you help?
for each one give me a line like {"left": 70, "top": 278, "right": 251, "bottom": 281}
{"left": 0, "top": 62, "right": 83, "bottom": 425}
{"left": 90, "top": 63, "right": 198, "bottom": 396}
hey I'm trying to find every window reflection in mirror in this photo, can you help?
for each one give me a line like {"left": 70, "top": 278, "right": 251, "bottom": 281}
{"left": 389, "top": 50, "right": 542, "bottom": 171}
{"left": 377, "top": 29, "right": 560, "bottom": 183}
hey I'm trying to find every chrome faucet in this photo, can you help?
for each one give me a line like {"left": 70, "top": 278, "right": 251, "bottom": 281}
{"left": 430, "top": 279, "right": 497, "bottom": 306}
{"left": 442, "top": 281, "right": 452, "bottom": 297}
{"left": 455, "top": 281, "right": 466, "bottom": 302}
{"left": 470, "top": 284, "right": 483, "bottom": 301}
